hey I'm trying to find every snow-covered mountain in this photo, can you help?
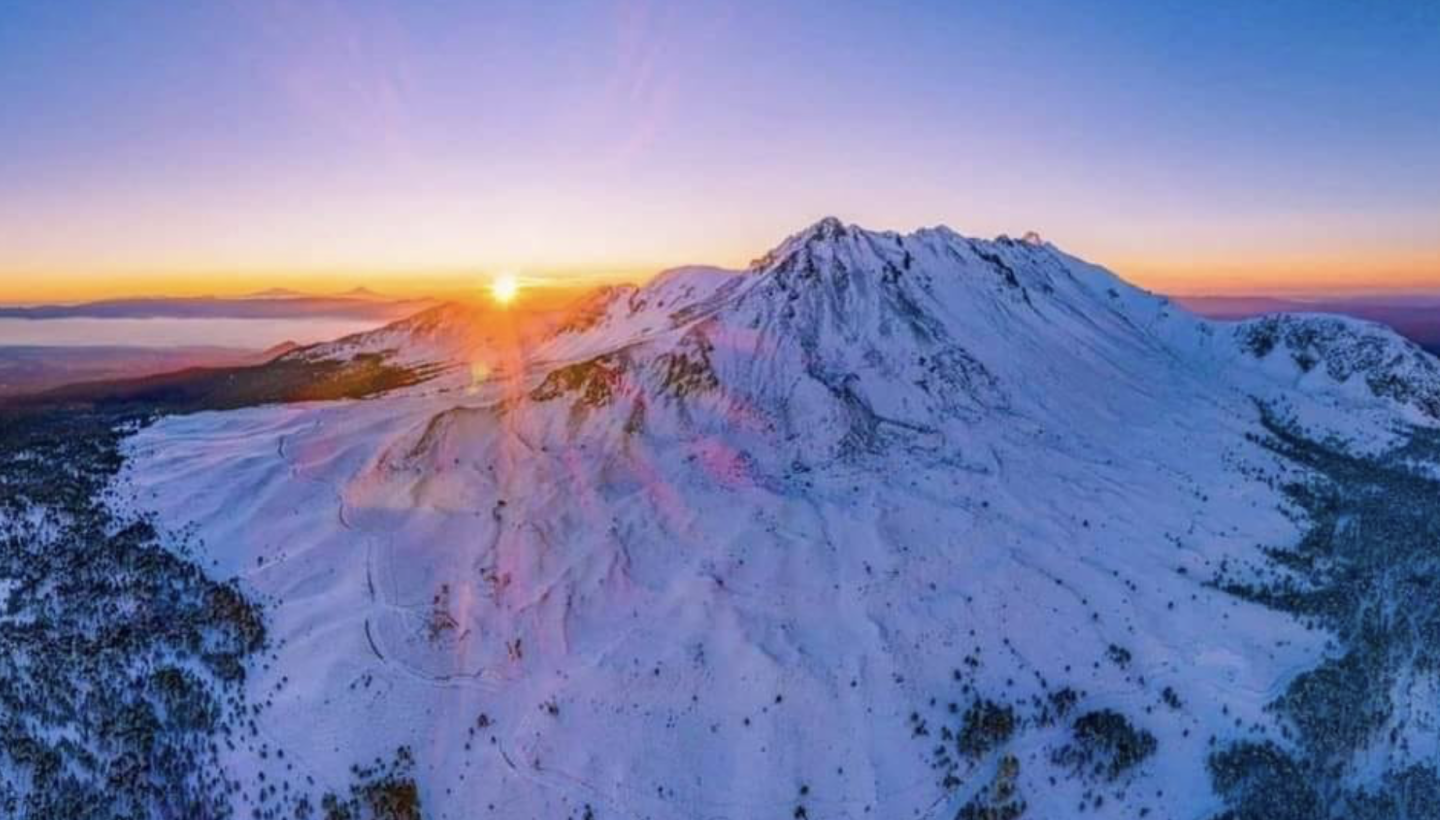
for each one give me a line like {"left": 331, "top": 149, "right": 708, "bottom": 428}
{"left": 110, "top": 219, "right": 1440, "bottom": 819}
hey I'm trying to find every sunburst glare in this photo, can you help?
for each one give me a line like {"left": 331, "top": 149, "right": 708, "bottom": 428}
{"left": 490, "top": 272, "right": 520, "bottom": 305}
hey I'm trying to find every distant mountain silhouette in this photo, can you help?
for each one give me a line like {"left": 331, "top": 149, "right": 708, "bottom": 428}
{"left": 0, "top": 294, "right": 436, "bottom": 321}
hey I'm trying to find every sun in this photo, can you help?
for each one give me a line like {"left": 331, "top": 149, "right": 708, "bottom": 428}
{"left": 490, "top": 272, "right": 520, "bottom": 305}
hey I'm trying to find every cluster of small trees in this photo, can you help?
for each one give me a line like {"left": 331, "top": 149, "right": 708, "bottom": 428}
{"left": 0, "top": 409, "right": 267, "bottom": 817}
{"left": 1206, "top": 405, "right": 1440, "bottom": 818}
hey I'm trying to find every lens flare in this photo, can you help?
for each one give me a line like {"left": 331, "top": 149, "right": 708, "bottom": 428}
{"left": 490, "top": 273, "right": 520, "bottom": 305}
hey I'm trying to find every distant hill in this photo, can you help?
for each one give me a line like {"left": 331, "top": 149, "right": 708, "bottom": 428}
{"left": 1178, "top": 294, "right": 1440, "bottom": 354}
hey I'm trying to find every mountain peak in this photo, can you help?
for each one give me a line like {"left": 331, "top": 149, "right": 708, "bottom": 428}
{"left": 340, "top": 286, "right": 384, "bottom": 299}
{"left": 756, "top": 219, "right": 1058, "bottom": 278}
{"left": 749, "top": 216, "right": 875, "bottom": 272}
{"left": 806, "top": 215, "right": 850, "bottom": 237}
{"left": 748, "top": 217, "right": 1067, "bottom": 299}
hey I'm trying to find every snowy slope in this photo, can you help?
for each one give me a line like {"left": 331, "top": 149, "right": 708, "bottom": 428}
{"left": 1232, "top": 312, "right": 1440, "bottom": 421}
{"left": 116, "top": 219, "right": 1440, "bottom": 820}
{"left": 285, "top": 299, "right": 574, "bottom": 394}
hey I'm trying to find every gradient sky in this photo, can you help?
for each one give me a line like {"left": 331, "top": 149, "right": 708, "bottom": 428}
{"left": 2, "top": 0, "right": 1438, "bottom": 301}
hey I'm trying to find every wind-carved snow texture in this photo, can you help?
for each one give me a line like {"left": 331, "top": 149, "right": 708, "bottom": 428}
{"left": 79, "top": 218, "right": 1440, "bottom": 819}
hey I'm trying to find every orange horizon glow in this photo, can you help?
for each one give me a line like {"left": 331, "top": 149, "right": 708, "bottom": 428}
{"left": 3, "top": 243, "right": 1437, "bottom": 305}
{"left": 1118, "top": 248, "right": 1440, "bottom": 297}
{"left": 0, "top": 266, "right": 642, "bottom": 306}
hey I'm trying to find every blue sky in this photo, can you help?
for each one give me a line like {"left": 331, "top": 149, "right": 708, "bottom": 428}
{"left": 1, "top": 0, "right": 1437, "bottom": 298}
